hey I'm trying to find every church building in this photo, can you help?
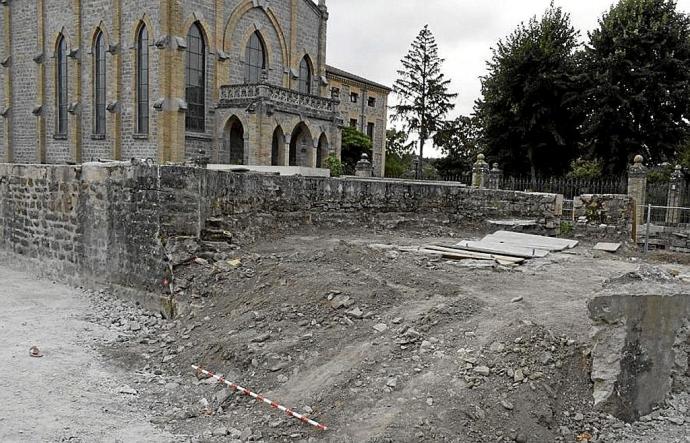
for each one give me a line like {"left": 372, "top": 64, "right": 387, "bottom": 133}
{"left": 0, "top": 0, "right": 390, "bottom": 175}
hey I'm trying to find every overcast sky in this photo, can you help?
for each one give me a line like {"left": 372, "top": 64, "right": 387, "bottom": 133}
{"left": 326, "top": 0, "right": 690, "bottom": 118}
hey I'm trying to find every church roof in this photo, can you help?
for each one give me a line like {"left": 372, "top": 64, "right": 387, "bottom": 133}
{"left": 325, "top": 65, "right": 392, "bottom": 92}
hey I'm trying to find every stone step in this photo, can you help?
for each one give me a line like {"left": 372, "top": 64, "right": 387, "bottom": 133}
{"left": 201, "top": 228, "right": 233, "bottom": 244}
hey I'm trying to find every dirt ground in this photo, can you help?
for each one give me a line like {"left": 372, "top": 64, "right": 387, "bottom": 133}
{"left": 0, "top": 264, "right": 171, "bottom": 442}
{"left": 2, "top": 226, "right": 690, "bottom": 442}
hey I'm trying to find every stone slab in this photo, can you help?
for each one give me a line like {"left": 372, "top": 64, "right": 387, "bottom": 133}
{"left": 487, "top": 230, "right": 579, "bottom": 250}
{"left": 594, "top": 242, "right": 621, "bottom": 253}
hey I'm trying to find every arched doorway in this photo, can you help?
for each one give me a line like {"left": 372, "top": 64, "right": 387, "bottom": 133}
{"left": 271, "top": 126, "right": 284, "bottom": 166}
{"left": 316, "top": 133, "right": 329, "bottom": 168}
{"left": 289, "top": 123, "right": 312, "bottom": 167}
{"left": 222, "top": 116, "right": 244, "bottom": 165}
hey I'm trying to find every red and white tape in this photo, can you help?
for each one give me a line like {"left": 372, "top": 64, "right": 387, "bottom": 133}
{"left": 192, "top": 365, "right": 329, "bottom": 431}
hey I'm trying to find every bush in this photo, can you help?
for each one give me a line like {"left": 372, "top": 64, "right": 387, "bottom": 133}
{"left": 326, "top": 154, "right": 343, "bottom": 177}
{"left": 567, "top": 158, "right": 603, "bottom": 179}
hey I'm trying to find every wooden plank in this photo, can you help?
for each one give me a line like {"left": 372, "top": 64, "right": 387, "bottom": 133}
{"left": 424, "top": 245, "right": 525, "bottom": 264}
{"left": 487, "top": 231, "right": 579, "bottom": 249}
{"left": 418, "top": 249, "right": 521, "bottom": 266}
{"left": 455, "top": 240, "right": 549, "bottom": 259}
{"left": 594, "top": 242, "right": 621, "bottom": 253}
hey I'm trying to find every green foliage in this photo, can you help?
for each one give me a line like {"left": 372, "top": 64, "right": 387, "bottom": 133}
{"left": 583, "top": 0, "right": 690, "bottom": 174}
{"left": 475, "top": 4, "right": 583, "bottom": 179}
{"left": 433, "top": 115, "right": 483, "bottom": 176}
{"left": 678, "top": 144, "right": 690, "bottom": 170}
{"left": 567, "top": 158, "right": 603, "bottom": 179}
{"left": 385, "top": 129, "right": 414, "bottom": 177}
{"left": 325, "top": 154, "right": 343, "bottom": 178}
{"left": 341, "top": 126, "right": 373, "bottom": 175}
{"left": 559, "top": 221, "right": 574, "bottom": 236}
{"left": 647, "top": 164, "right": 676, "bottom": 183}
{"left": 393, "top": 25, "right": 457, "bottom": 176}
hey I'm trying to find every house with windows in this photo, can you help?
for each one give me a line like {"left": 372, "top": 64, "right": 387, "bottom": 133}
{"left": 326, "top": 65, "right": 391, "bottom": 177}
{"left": 0, "top": 0, "right": 389, "bottom": 175}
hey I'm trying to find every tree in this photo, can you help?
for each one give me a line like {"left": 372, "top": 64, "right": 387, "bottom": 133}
{"left": 474, "top": 4, "right": 584, "bottom": 179}
{"left": 432, "top": 116, "right": 483, "bottom": 176}
{"left": 385, "top": 129, "right": 415, "bottom": 177}
{"left": 340, "top": 126, "right": 373, "bottom": 175}
{"left": 393, "top": 25, "right": 457, "bottom": 178}
{"left": 582, "top": 0, "right": 690, "bottom": 174}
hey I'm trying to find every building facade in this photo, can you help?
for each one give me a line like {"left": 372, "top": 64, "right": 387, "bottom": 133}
{"left": 0, "top": 0, "right": 388, "bottom": 174}
{"left": 326, "top": 65, "right": 390, "bottom": 177}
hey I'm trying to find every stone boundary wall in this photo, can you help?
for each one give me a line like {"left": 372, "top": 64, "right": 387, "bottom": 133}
{"left": 572, "top": 194, "right": 635, "bottom": 240}
{"left": 158, "top": 168, "right": 564, "bottom": 242}
{"left": 0, "top": 163, "right": 163, "bottom": 290}
{"left": 0, "top": 163, "right": 563, "bottom": 289}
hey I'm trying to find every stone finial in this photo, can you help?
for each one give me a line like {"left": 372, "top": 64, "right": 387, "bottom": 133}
{"left": 472, "top": 154, "right": 490, "bottom": 188}
{"left": 629, "top": 154, "right": 647, "bottom": 178}
{"left": 671, "top": 164, "right": 684, "bottom": 181}
{"left": 355, "top": 153, "right": 373, "bottom": 178}
{"left": 491, "top": 162, "right": 500, "bottom": 172}
{"left": 475, "top": 153, "right": 486, "bottom": 165}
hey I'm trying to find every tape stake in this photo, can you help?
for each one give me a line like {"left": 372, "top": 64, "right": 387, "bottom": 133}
{"left": 191, "top": 365, "right": 329, "bottom": 431}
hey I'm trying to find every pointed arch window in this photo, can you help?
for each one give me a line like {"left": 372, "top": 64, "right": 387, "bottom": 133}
{"left": 185, "top": 22, "right": 206, "bottom": 132}
{"left": 93, "top": 30, "right": 107, "bottom": 136}
{"left": 56, "top": 35, "right": 68, "bottom": 136}
{"left": 136, "top": 24, "right": 149, "bottom": 135}
{"left": 245, "top": 32, "right": 266, "bottom": 84}
{"left": 299, "top": 56, "right": 312, "bottom": 95}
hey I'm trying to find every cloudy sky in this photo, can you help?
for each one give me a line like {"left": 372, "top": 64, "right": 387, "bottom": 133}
{"left": 326, "top": 0, "right": 690, "bottom": 118}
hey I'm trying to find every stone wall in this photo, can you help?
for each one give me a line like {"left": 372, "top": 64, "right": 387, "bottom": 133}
{"left": 572, "top": 194, "right": 635, "bottom": 240}
{"left": 0, "top": 163, "right": 564, "bottom": 289}
{"left": 157, "top": 168, "right": 563, "bottom": 241}
{"left": 0, "top": 163, "right": 163, "bottom": 289}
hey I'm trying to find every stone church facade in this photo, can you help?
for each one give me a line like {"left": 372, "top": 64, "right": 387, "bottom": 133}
{"left": 0, "top": 0, "right": 390, "bottom": 175}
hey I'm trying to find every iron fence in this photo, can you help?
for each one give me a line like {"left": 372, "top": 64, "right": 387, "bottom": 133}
{"left": 498, "top": 176, "right": 628, "bottom": 199}
{"left": 439, "top": 173, "right": 473, "bottom": 186}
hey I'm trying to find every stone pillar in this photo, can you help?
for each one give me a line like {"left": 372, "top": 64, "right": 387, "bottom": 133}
{"left": 628, "top": 155, "right": 648, "bottom": 237}
{"left": 666, "top": 165, "right": 684, "bottom": 225}
{"left": 69, "top": 0, "right": 82, "bottom": 163}
{"left": 2, "top": 3, "right": 13, "bottom": 163}
{"left": 307, "top": 139, "right": 318, "bottom": 168}
{"left": 283, "top": 135, "right": 291, "bottom": 167}
{"left": 36, "top": 0, "right": 46, "bottom": 163}
{"left": 317, "top": 0, "right": 329, "bottom": 97}
{"left": 110, "top": 0, "right": 122, "bottom": 160}
{"left": 289, "top": 0, "right": 298, "bottom": 90}
{"left": 488, "top": 162, "right": 502, "bottom": 190}
{"left": 355, "top": 153, "right": 373, "bottom": 178}
{"left": 157, "top": 0, "right": 186, "bottom": 164}
{"left": 471, "top": 154, "right": 489, "bottom": 189}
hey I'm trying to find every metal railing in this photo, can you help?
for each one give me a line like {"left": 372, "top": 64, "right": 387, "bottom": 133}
{"left": 640, "top": 204, "right": 690, "bottom": 253}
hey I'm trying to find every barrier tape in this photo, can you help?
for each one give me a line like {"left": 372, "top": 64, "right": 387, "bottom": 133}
{"left": 191, "top": 365, "right": 328, "bottom": 431}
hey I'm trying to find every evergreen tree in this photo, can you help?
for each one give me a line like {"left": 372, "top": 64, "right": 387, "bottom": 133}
{"left": 475, "top": 5, "right": 583, "bottom": 179}
{"left": 393, "top": 25, "right": 457, "bottom": 178}
{"left": 583, "top": 0, "right": 690, "bottom": 174}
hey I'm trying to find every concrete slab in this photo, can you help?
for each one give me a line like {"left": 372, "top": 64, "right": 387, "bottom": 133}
{"left": 487, "top": 231, "right": 579, "bottom": 250}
